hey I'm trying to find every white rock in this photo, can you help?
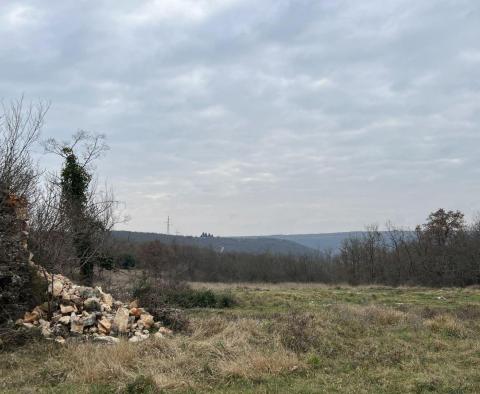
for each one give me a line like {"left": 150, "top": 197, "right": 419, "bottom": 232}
{"left": 129, "top": 333, "right": 149, "bottom": 342}
{"left": 60, "top": 304, "right": 76, "bottom": 314}
{"left": 23, "top": 311, "right": 40, "bottom": 323}
{"left": 158, "top": 327, "right": 173, "bottom": 336}
{"left": 129, "top": 300, "right": 139, "bottom": 309}
{"left": 59, "top": 316, "right": 70, "bottom": 325}
{"left": 61, "top": 293, "right": 71, "bottom": 301}
{"left": 38, "top": 319, "right": 49, "bottom": 327}
{"left": 101, "top": 293, "right": 113, "bottom": 308}
{"left": 97, "top": 317, "right": 112, "bottom": 335}
{"left": 93, "top": 335, "right": 120, "bottom": 344}
{"left": 113, "top": 307, "right": 129, "bottom": 333}
{"left": 39, "top": 320, "right": 52, "bottom": 338}
{"left": 153, "top": 332, "right": 164, "bottom": 340}
{"left": 113, "top": 300, "right": 123, "bottom": 308}
{"left": 50, "top": 280, "right": 63, "bottom": 297}
{"left": 82, "top": 311, "right": 96, "bottom": 326}
{"left": 134, "top": 330, "right": 149, "bottom": 337}
{"left": 70, "top": 312, "right": 84, "bottom": 335}
{"left": 68, "top": 287, "right": 78, "bottom": 296}
{"left": 139, "top": 313, "right": 154, "bottom": 329}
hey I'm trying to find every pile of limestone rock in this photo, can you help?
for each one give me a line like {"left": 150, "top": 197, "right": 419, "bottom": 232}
{"left": 16, "top": 265, "right": 172, "bottom": 344}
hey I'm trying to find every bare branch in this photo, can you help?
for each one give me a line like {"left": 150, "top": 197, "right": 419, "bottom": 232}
{"left": 0, "top": 97, "right": 49, "bottom": 198}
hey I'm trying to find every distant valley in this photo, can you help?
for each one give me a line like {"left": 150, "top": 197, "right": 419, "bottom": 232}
{"left": 112, "top": 230, "right": 372, "bottom": 255}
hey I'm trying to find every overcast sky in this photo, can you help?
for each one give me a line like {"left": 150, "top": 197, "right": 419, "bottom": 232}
{"left": 1, "top": 1, "right": 480, "bottom": 236}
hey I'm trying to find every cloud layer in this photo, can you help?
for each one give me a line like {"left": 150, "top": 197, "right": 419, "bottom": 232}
{"left": 1, "top": 0, "right": 480, "bottom": 235}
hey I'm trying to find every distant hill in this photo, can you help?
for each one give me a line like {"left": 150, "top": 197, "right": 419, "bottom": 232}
{"left": 268, "top": 232, "right": 366, "bottom": 253}
{"left": 112, "top": 231, "right": 315, "bottom": 255}
{"left": 113, "top": 230, "right": 414, "bottom": 255}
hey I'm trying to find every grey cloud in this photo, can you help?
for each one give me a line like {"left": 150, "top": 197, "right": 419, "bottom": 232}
{"left": 1, "top": 0, "right": 479, "bottom": 235}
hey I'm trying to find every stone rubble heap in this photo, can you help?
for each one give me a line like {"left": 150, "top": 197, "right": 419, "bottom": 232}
{"left": 16, "top": 265, "right": 172, "bottom": 344}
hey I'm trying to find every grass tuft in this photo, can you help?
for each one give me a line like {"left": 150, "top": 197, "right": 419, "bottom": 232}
{"left": 424, "top": 314, "right": 467, "bottom": 338}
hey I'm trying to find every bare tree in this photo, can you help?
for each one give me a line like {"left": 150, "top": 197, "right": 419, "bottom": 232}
{"left": 43, "top": 129, "right": 109, "bottom": 170}
{"left": 0, "top": 97, "right": 49, "bottom": 198}
{"left": 35, "top": 131, "right": 122, "bottom": 285}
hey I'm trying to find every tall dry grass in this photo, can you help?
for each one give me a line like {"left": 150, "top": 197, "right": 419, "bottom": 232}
{"left": 1, "top": 316, "right": 302, "bottom": 392}
{"left": 1, "top": 302, "right": 479, "bottom": 393}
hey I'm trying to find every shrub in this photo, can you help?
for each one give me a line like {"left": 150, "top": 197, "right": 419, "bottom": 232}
{"left": 121, "top": 254, "right": 136, "bottom": 269}
{"left": 0, "top": 326, "right": 43, "bottom": 351}
{"left": 132, "top": 278, "right": 191, "bottom": 332}
{"left": 132, "top": 277, "right": 236, "bottom": 309}
{"left": 98, "top": 255, "right": 114, "bottom": 270}
{"left": 216, "top": 293, "right": 237, "bottom": 308}
{"left": 160, "top": 288, "right": 236, "bottom": 309}
{"left": 150, "top": 306, "right": 191, "bottom": 333}
{"left": 163, "top": 288, "right": 216, "bottom": 308}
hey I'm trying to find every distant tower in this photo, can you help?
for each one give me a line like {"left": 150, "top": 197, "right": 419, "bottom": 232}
{"left": 166, "top": 216, "right": 171, "bottom": 235}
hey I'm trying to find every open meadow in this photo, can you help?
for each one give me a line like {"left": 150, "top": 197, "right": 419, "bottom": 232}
{"left": 2, "top": 283, "right": 480, "bottom": 393}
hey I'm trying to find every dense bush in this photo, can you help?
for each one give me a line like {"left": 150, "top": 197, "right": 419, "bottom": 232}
{"left": 133, "top": 278, "right": 236, "bottom": 309}
{"left": 117, "top": 253, "right": 136, "bottom": 269}
{"left": 158, "top": 288, "right": 236, "bottom": 309}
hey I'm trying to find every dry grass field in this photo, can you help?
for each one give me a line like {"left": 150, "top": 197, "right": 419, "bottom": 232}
{"left": 2, "top": 283, "right": 480, "bottom": 393}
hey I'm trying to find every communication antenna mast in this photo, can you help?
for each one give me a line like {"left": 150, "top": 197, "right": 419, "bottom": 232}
{"left": 166, "top": 216, "right": 171, "bottom": 235}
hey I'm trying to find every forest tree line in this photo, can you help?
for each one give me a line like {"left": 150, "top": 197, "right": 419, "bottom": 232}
{"left": 113, "top": 208, "right": 480, "bottom": 287}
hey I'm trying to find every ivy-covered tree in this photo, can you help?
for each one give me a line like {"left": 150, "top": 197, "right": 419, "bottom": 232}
{"left": 60, "top": 147, "right": 90, "bottom": 212}
{"left": 60, "top": 148, "right": 94, "bottom": 283}
{"left": 44, "top": 131, "right": 114, "bottom": 285}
